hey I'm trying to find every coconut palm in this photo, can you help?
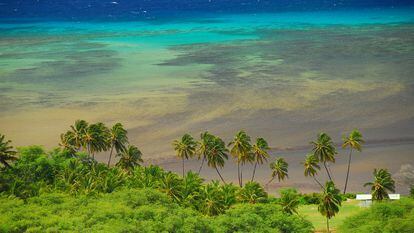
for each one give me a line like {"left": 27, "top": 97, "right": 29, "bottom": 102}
{"left": 311, "top": 132, "right": 337, "bottom": 181}
{"left": 251, "top": 138, "right": 270, "bottom": 182}
{"left": 206, "top": 136, "right": 229, "bottom": 183}
{"left": 364, "top": 168, "right": 395, "bottom": 202}
{"left": 116, "top": 145, "right": 143, "bottom": 173}
{"left": 279, "top": 188, "right": 301, "bottom": 215}
{"left": 198, "top": 181, "right": 226, "bottom": 216}
{"left": 342, "top": 129, "right": 364, "bottom": 194}
{"left": 303, "top": 153, "right": 323, "bottom": 188}
{"left": 197, "top": 131, "right": 214, "bottom": 174}
{"left": 0, "top": 134, "right": 17, "bottom": 168}
{"left": 318, "top": 181, "right": 342, "bottom": 233}
{"left": 84, "top": 123, "right": 110, "bottom": 159}
{"left": 173, "top": 133, "right": 198, "bottom": 177}
{"left": 69, "top": 120, "right": 88, "bottom": 150}
{"left": 59, "top": 131, "right": 77, "bottom": 155}
{"left": 107, "top": 123, "right": 128, "bottom": 167}
{"left": 228, "top": 130, "right": 253, "bottom": 187}
{"left": 267, "top": 157, "right": 288, "bottom": 185}
{"left": 237, "top": 181, "right": 267, "bottom": 204}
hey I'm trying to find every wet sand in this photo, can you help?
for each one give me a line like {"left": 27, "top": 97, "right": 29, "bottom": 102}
{"left": 154, "top": 141, "right": 414, "bottom": 195}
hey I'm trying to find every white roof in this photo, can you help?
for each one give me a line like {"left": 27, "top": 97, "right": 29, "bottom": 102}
{"left": 356, "top": 194, "right": 400, "bottom": 200}
{"left": 388, "top": 194, "right": 400, "bottom": 200}
{"left": 356, "top": 194, "right": 372, "bottom": 200}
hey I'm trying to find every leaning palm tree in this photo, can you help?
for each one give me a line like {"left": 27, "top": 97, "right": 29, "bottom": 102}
{"left": 69, "top": 120, "right": 89, "bottom": 150}
{"left": 116, "top": 145, "right": 143, "bottom": 173}
{"left": 84, "top": 123, "right": 110, "bottom": 159}
{"left": 267, "top": 157, "right": 288, "bottom": 185}
{"left": 228, "top": 130, "right": 253, "bottom": 187}
{"left": 364, "top": 168, "right": 395, "bottom": 202}
{"left": 311, "top": 132, "right": 337, "bottom": 181}
{"left": 173, "top": 133, "right": 198, "bottom": 177}
{"left": 0, "top": 134, "right": 17, "bottom": 168}
{"left": 197, "top": 131, "right": 214, "bottom": 174}
{"left": 206, "top": 136, "right": 229, "bottom": 183}
{"left": 59, "top": 131, "right": 77, "bottom": 155}
{"left": 107, "top": 123, "right": 128, "bottom": 167}
{"left": 303, "top": 153, "right": 323, "bottom": 188}
{"left": 342, "top": 129, "right": 364, "bottom": 194}
{"left": 251, "top": 138, "right": 270, "bottom": 182}
{"left": 318, "top": 181, "right": 342, "bottom": 233}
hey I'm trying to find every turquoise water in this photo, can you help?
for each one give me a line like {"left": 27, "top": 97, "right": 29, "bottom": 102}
{"left": 1, "top": 8, "right": 414, "bottom": 158}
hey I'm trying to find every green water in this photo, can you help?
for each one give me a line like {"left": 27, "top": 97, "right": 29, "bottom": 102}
{"left": 1, "top": 8, "right": 414, "bottom": 157}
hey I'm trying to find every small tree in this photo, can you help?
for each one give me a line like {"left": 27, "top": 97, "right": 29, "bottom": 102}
{"left": 279, "top": 188, "right": 300, "bottom": 214}
{"left": 364, "top": 168, "right": 395, "bottom": 202}
{"left": 318, "top": 181, "right": 342, "bottom": 233}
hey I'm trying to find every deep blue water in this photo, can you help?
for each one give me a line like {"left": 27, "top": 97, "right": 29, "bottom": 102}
{"left": 1, "top": 0, "right": 414, "bottom": 21}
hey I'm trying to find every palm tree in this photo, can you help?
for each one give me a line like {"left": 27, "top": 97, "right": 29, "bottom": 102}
{"left": 116, "top": 145, "right": 143, "bottom": 173}
{"left": 69, "top": 120, "right": 88, "bottom": 150}
{"left": 107, "top": 123, "right": 128, "bottom": 167}
{"left": 228, "top": 130, "right": 253, "bottom": 187}
{"left": 197, "top": 132, "right": 214, "bottom": 174}
{"left": 173, "top": 134, "right": 198, "bottom": 177}
{"left": 59, "top": 131, "right": 77, "bottom": 155}
{"left": 279, "top": 188, "right": 301, "bottom": 214}
{"left": 0, "top": 134, "right": 17, "bottom": 168}
{"left": 318, "top": 181, "right": 342, "bottom": 233}
{"left": 237, "top": 181, "right": 267, "bottom": 204}
{"left": 311, "top": 132, "right": 337, "bottom": 181}
{"left": 364, "top": 168, "right": 395, "bottom": 202}
{"left": 342, "top": 129, "right": 364, "bottom": 194}
{"left": 84, "top": 123, "right": 110, "bottom": 159}
{"left": 251, "top": 138, "right": 270, "bottom": 182}
{"left": 303, "top": 153, "right": 323, "bottom": 188}
{"left": 199, "top": 181, "right": 226, "bottom": 216}
{"left": 206, "top": 136, "right": 229, "bottom": 183}
{"left": 267, "top": 157, "right": 288, "bottom": 185}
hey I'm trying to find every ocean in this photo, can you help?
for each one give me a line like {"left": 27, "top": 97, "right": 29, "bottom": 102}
{"left": 1, "top": 0, "right": 414, "bottom": 192}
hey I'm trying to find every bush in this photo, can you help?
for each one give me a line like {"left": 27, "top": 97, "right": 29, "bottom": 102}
{"left": 410, "top": 185, "right": 414, "bottom": 198}
{"left": 212, "top": 203, "right": 313, "bottom": 233}
{"left": 299, "top": 193, "right": 321, "bottom": 205}
{"left": 0, "top": 189, "right": 313, "bottom": 233}
{"left": 339, "top": 198, "right": 414, "bottom": 233}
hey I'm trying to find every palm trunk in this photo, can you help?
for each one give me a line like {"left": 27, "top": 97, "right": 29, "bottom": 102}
{"left": 237, "top": 161, "right": 241, "bottom": 187}
{"left": 251, "top": 161, "right": 258, "bottom": 182}
{"left": 326, "top": 217, "right": 330, "bottom": 233}
{"left": 240, "top": 168, "right": 243, "bottom": 187}
{"left": 182, "top": 157, "right": 185, "bottom": 177}
{"left": 107, "top": 144, "right": 114, "bottom": 167}
{"left": 323, "top": 161, "right": 333, "bottom": 181}
{"left": 343, "top": 148, "right": 353, "bottom": 194}
{"left": 87, "top": 144, "right": 91, "bottom": 158}
{"left": 313, "top": 176, "right": 324, "bottom": 189}
{"left": 215, "top": 167, "right": 226, "bottom": 184}
{"left": 266, "top": 177, "right": 275, "bottom": 186}
{"left": 1, "top": 160, "right": 11, "bottom": 169}
{"left": 198, "top": 156, "right": 206, "bottom": 175}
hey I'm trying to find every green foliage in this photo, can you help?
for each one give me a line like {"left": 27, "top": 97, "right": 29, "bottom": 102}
{"left": 300, "top": 193, "right": 322, "bottom": 205}
{"left": 339, "top": 198, "right": 414, "bottom": 233}
{"left": 212, "top": 203, "right": 314, "bottom": 233}
{"left": 410, "top": 185, "right": 414, "bottom": 198}
{"left": 278, "top": 188, "right": 301, "bottom": 214}
{"left": 237, "top": 181, "right": 268, "bottom": 204}
{"left": 364, "top": 168, "right": 395, "bottom": 202}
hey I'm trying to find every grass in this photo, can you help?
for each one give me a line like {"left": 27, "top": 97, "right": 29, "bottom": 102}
{"left": 298, "top": 199, "right": 365, "bottom": 232}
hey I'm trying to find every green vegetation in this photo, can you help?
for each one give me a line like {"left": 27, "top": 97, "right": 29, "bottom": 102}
{"left": 339, "top": 198, "right": 414, "bottom": 233}
{"left": 0, "top": 121, "right": 410, "bottom": 232}
{"left": 364, "top": 168, "right": 396, "bottom": 202}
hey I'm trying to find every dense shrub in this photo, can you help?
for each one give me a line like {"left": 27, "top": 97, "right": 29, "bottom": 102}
{"left": 339, "top": 198, "right": 414, "bottom": 233}
{"left": 0, "top": 189, "right": 313, "bottom": 233}
{"left": 299, "top": 192, "right": 321, "bottom": 205}
{"left": 410, "top": 185, "right": 414, "bottom": 198}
